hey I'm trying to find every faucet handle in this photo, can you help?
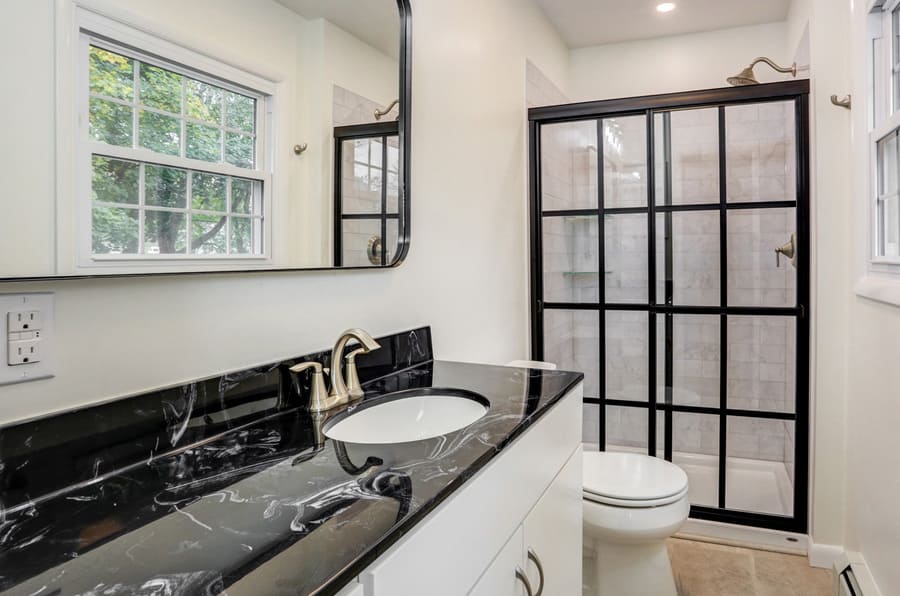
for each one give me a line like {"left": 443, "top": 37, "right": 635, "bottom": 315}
{"left": 344, "top": 348, "right": 367, "bottom": 401}
{"left": 289, "top": 361, "right": 335, "bottom": 414}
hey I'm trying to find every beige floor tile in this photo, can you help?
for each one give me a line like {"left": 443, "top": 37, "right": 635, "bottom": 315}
{"left": 667, "top": 539, "right": 834, "bottom": 596}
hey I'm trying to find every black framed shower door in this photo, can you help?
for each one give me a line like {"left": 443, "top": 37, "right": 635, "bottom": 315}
{"left": 333, "top": 121, "right": 400, "bottom": 267}
{"left": 528, "top": 81, "right": 810, "bottom": 532}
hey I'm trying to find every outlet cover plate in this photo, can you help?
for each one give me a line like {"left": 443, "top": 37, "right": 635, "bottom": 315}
{"left": 0, "top": 293, "right": 54, "bottom": 385}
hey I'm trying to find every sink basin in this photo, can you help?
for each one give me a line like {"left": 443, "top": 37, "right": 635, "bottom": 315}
{"left": 323, "top": 388, "right": 489, "bottom": 444}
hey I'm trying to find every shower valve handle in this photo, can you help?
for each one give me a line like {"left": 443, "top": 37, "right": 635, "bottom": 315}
{"left": 775, "top": 233, "right": 797, "bottom": 269}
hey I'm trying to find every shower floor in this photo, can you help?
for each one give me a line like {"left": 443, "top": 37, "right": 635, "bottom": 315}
{"left": 584, "top": 443, "right": 793, "bottom": 517}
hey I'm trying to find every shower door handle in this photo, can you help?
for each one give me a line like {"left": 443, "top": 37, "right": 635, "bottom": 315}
{"left": 775, "top": 233, "right": 797, "bottom": 269}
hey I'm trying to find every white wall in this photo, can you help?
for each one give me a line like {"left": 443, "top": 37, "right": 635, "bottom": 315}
{"left": 784, "top": 0, "right": 851, "bottom": 556}
{"left": 0, "top": 0, "right": 569, "bottom": 424}
{"left": 570, "top": 22, "right": 789, "bottom": 102}
{"left": 844, "top": 0, "right": 900, "bottom": 593}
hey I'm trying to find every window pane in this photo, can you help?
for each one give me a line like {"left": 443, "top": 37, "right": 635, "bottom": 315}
{"left": 606, "top": 406, "right": 648, "bottom": 453}
{"left": 144, "top": 211, "right": 186, "bottom": 254}
{"left": 225, "top": 132, "right": 254, "bottom": 168}
{"left": 542, "top": 215, "right": 600, "bottom": 303}
{"left": 370, "top": 139, "right": 384, "bottom": 168}
{"left": 539, "top": 120, "right": 598, "bottom": 211}
{"left": 725, "top": 101, "right": 796, "bottom": 203}
{"left": 139, "top": 110, "right": 181, "bottom": 156}
{"left": 604, "top": 115, "right": 647, "bottom": 208}
{"left": 145, "top": 165, "right": 187, "bottom": 208}
{"left": 727, "top": 208, "right": 796, "bottom": 307}
{"left": 225, "top": 91, "right": 255, "bottom": 132}
{"left": 606, "top": 310, "right": 649, "bottom": 401}
{"left": 879, "top": 130, "right": 898, "bottom": 196}
{"left": 92, "top": 206, "right": 139, "bottom": 254}
{"left": 543, "top": 309, "right": 601, "bottom": 399}
{"left": 139, "top": 63, "right": 182, "bottom": 113}
{"left": 186, "top": 122, "right": 222, "bottom": 162}
{"left": 654, "top": 108, "right": 719, "bottom": 205}
{"left": 191, "top": 214, "right": 228, "bottom": 254}
{"left": 89, "top": 47, "right": 133, "bottom": 101}
{"left": 230, "top": 217, "right": 253, "bottom": 254}
{"left": 656, "top": 314, "right": 720, "bottom": 408}
{"left": 673, "top": 412, "right": 719, "bottom": 507}
{"left": 191, "top": 172, "right": 227, "bottom": 212}
{"left": 605, "top": 213, "right": 648, "bottom": 303}
{"left": 90, "top": 98, "right": 133, "bottom": 146}
{"left": 92, "top": 157, "right": 139, "bottom": 205}
{"left": 655, "top": 210, "right": 720, "bottom": 306}
{"left": 881, "top": 196, "right": 900, "bottom": 258}
{"left": 726, "top": 418, "right": 794, "bottom": 516}
{"left": 186, "top": 80, "right": 223, "bottom": 124}
{"left": 727, "top": 316, "right": 796, "bottom": 413}
{"left": 231, "top": 179, "right": 253, "bottom": 214}
{"left": 894, "top": 7, "right": 900, "bottom": 112}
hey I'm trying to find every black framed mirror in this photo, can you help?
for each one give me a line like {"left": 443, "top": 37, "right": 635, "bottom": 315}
{"left": 0, "top": 0, "right": 411, "bottom": 281}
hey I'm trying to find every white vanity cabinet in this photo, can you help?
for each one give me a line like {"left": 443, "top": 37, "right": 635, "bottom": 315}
{"left": 358, "top": 384, "right": 583, "bottom": 596}
{"left": 471, "top": 448, "right": 581, "bottom": 595}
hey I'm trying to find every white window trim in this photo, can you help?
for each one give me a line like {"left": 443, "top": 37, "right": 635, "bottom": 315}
{"left": 56, "top": 2, "right": 278, "bottom": 273}
{"left": 857, "top": 0, "right": 900, "bottom": 306}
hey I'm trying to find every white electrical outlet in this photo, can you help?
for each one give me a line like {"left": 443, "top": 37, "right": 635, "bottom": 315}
{"left": 8, "top": 310, "right": 42, "bottom": 333}
{"left": 1, "top": 293, "right": 54, "bottom": 385}
{"left": 8, "top": 338, "right": 40, "bottom": 365}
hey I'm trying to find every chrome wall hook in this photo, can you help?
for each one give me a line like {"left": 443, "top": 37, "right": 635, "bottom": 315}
{"left": 830, "top": 94, "right": 852, "bottom": 109}
{"left": 293, "top": 143, "right": 308, "bottom": 155}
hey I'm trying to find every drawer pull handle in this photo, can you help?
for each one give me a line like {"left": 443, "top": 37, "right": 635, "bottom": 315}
{"left": 527, "top": 548, "right": 545, "bottom": 596}
{"left": 515, "top": 566, "right": 535, "bottom": 596}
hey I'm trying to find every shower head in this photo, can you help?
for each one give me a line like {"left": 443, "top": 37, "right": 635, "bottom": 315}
{"left": 727, "top": 57, "right": 797, "bottom": 86}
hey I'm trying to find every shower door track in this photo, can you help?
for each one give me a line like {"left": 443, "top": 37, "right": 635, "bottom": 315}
{"left": 528, "top": 81, "right": 810, "bottom": 533}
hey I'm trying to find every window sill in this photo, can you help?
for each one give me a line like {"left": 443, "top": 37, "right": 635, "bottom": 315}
{"left": 854, "top": 274, "right": 900, "bottom": 307}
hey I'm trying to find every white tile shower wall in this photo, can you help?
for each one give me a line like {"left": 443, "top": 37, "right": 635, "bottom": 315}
{"left": 526, "top": 59, "right": 568, "bottom": 108}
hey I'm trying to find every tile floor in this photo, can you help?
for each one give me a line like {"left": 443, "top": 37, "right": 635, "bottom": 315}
{"left": 668, "top": 538, "right": 834, "bottom": 596}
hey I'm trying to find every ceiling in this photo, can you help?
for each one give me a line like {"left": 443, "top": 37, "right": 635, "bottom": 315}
{"left": 276, "top": 0, "right": 400, "bottom": 59}
{"left": 534, "top": 0, "right": 792, "bottom": 48}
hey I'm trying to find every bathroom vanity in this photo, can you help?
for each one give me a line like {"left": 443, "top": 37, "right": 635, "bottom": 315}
{"left": 0, "top": 328, "right": 582, "bottom": 595}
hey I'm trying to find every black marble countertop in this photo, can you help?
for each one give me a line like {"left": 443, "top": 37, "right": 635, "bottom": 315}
{"left": 0, "top": 327, "right": 582, "bottom": 595}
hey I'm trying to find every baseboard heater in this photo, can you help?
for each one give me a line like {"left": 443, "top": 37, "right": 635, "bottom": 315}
{"left": 839, "top": 565, "right": 863, "bottom": 596}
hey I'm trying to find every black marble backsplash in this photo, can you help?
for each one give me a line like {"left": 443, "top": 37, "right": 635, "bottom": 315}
{"left": 0, "top": 327, "right": 433, "bottom": 510}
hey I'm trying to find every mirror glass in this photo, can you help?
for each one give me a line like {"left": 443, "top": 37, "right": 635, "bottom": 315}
{"left": 1, "top": 0, "right": 408, "bottom": 279}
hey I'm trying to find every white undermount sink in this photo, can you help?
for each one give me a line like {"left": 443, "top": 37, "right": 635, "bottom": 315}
{"left": 323, "top": 388, "right": 489, "bottom": 444}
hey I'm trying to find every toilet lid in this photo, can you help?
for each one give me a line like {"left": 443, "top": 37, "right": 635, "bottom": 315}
{"left": 583, "top": 452, "right": 688, "bottom": 502}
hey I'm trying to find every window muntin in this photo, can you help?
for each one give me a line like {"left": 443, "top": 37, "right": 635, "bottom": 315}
{"left": 84, "top": 41, "right": 267, "bottom": 260}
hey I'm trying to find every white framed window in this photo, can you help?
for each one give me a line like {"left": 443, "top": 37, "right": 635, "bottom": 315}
{"left": 870, "top": 0, "right": 900, "bottom": 268}
{"left": 71, "top": 8, "right": 274, "bottom": 267}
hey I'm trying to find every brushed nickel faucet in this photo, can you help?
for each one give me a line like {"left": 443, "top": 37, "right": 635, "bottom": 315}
{"left": 289, "top": 328, "right": 380, "bottom": 413}
{"left": 329, "top": 328, "right": 381, "bottom": 401}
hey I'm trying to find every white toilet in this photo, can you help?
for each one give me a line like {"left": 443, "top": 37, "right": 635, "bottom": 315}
{"left": 582, "top": 451, "right": 690, "bottom": 596}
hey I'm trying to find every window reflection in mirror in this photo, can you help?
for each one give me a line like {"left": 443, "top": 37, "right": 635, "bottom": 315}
{"left": 0, "top": 0, "right": 407, "bottom": 279}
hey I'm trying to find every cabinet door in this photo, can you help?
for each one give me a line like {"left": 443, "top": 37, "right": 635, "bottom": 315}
{"left": 523, "top": 447, "right": 582, "bottom": 596}
{"left": 469, "top": 527, "right": 526, "bottom": 596}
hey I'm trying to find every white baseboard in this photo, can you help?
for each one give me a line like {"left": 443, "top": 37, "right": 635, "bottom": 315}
{"left": 808, "top": 541, "right": 844, "bottom": 569}
{"left": 834, "top": 551, "right": 884, "bottom": 596}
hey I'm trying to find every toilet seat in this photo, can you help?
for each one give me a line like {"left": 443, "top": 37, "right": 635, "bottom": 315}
{"left": 583, "top": 452, "right": 688, "bottom": 508}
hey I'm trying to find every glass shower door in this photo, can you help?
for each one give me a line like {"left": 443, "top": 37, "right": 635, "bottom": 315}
{"left": 530, "top": 83, "right": 809, "bottom": 532}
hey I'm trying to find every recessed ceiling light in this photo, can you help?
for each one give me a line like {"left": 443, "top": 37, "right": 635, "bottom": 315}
{"left": 656, "top": 2, "right": 676, "bottom": 13}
